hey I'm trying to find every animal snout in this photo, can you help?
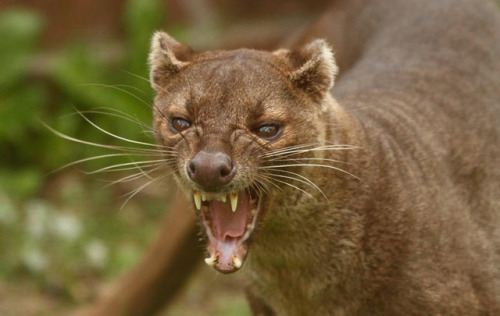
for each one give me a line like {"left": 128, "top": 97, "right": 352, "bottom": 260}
{"left": 187, "top": 151, "right": 236, "bottom": 188}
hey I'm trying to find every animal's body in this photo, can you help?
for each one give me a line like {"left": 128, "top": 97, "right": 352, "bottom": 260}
{"left": 146, "top": 0, "right": 500, "bottom": 314}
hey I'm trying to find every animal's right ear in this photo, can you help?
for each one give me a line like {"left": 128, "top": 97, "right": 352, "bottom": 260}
{"left": 274, "top": 40, "right": 337, "bottom": 103}
{"left": 149, "top": 31, "right": 192, "bottom": 90}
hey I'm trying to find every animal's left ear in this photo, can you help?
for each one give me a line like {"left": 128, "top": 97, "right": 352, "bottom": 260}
{"left": 275, "top": 40, "right": 338, "bottom": 102}
{"left": 149, "top": 31, "right": 192, "bottom": 90}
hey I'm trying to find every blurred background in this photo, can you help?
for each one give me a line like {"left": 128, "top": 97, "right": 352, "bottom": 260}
{"left": 0, "top": 0, "right": 330, "bottom": 314}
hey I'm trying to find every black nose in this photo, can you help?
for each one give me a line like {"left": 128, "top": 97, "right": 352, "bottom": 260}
{"left": 187, "top": 151, "right": 236, "bottom": 188}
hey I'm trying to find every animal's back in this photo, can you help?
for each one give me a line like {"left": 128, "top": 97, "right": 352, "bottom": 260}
{"left": 342, "top": 0, "right": 500, "bottom": 313}
{"left": 276, "top": 0, "right": 500, "bottom": 314}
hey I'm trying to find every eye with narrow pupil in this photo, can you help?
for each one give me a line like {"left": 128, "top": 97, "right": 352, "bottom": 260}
{"left": 254, "top": 124, "right": 281, "bottom": 140}
{"left": 171, "top": 117, "right": 191, "bottom": 133}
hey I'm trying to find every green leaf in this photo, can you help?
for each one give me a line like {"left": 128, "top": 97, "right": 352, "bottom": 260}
{"left": 0, "top": 9, "right": 44, "bottom": 91}
{"left": 124, "top": 0, "right": 164, "bottom": 90}
{"left": 0, "top": 85, "right": 46, "bottom": 142}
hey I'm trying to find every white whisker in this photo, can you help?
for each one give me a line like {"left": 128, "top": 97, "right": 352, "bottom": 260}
{"left": 260, "top": 175, "right": 315, "bottom": 200}
{"left": 260, "top": 163, "right": 360, "bottom": 180}
{"left": 80, "top": 83, "right": 152, "bottom": 110}
{"left": 122, "top": 70, "right": 169, "bottom": 94}
{"left": 119, "top": 171, "right": 174, "bottom": 210}
{"left": 253, "top": 180, "right": 271, "bottom": 196}
{"left": 263, "top": 144, "right": 358, "bottom": 159}
{"left": 263, "top": 168, "right": 329, "bottom": 202}
{"left": 252, "top": 175, "right": 274, "bottom": 195}
{"left": 261, "top": 143, "right": 320, "bottom": 157}
{"left": 42, "top": 121, "right": 174, "bottom": 155}
{"left": 267, "top": 156, "right": 351, "bottom": 166}
{"left": 104, "top": 164, "right": 170, "bottom": 187}
{"left": 75, "top": 110, "right": 167, "bottom": 149}
{"left": 85, "top": 159, "right": 170, "bottom": 174}
{"left": 77, "top": 108, "right": 151, "bottom": 131}
{"left": 51, "top": 152, "right": 162, "bottom": 174}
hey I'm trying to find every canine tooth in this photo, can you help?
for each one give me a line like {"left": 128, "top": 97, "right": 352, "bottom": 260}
{"left": 193, "top": 191, "right": 202, "bottom": 210}
{"left": 230, "top": 193, "right": 238, "bottom": 212}
{"left": 204, "top": 255, "right": 216, "bottom": 267}
{"left": 233, "top": 257, "right": 242, "bottom": 269}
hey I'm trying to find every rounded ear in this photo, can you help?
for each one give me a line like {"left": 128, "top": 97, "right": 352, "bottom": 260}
{"left": 275, "top": 40, "right": 338, "bottom": 102}
{"left": 148, "top": 31, "right": 193, "bottom": 90}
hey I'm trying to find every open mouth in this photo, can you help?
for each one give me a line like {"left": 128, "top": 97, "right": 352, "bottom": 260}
{"left": 192, "top": 188, "right": 261, "bottom": 273}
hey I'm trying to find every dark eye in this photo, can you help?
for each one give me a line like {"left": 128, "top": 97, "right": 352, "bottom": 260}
{"left": 253, "top": 123, "right": 282, "bottom": 140}
{"left": 170, "top": 117, "right": 191, "bottom": 133}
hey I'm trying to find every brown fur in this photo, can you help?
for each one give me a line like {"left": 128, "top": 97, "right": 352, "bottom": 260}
{"left": 148, "top": 0, "right": 500, "bottom": 314}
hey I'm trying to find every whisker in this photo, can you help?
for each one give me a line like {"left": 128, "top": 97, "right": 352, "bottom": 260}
{"left": 251, "top": 176, "right": 274, "bottom": 195}
{"left": 86, "top": 164, "right": 162, "bottom": 174}
{"left": 119, "top": 170, "right": 174, "bottom": 210}
{"left": 266, "top": 156, "right": 351, "bottom": 166}
{"left": 259, "top": 174, "right": 315, "bottom": 200}
{"left": 80, "top": 83, "right": 152, "bottom": 110}
{"left": 106, "top": 84, "right": 151, "bottom": 99}
{"left": 74, "top": 110, "right": 168, "bottom": 149}
{"left": 76, "top": 108, "right": 152, "bottom": 131}
{"left": 65, "top": 106, "right": 168, "bottom": 142}
{"left": 105, "top": 170, "right": 152, "bottom": 186}
{"left": 104, "top": 164, "right": 171, "bottom": 187}
{"left": 132, "top": 161, "right": 160, "bottom": 180}
{"left": 264, "top": 172, "right": 320, "bottom": 197}
{"left": 263, "top": 144, "right": 358, "bottom": 159}
{"left": 252, "top": 180, "right": 270, "bottom": 196}
{"left": 42, "top": 121, "right": 174, "bottom": 155}
{"left": 51, "top": 152, "right": 162, "bottom": 174}
{"left": 253, "top": 174, "right": 284, "bottom": 192}
{"left": 262, "top": 168, "right": 329, "bottom": 202}
{"left": 85, "top": 159, "right": 171, "bottom": 174}
{"left": 120, "top": 72, "right": 180, "bottom": 142}
{"left": 261, "top": 143, "right": 320, "bottom": 157}
{"left": 260, "top": 163, "right": 360, "bottom": 180}
{"left": 121, "top": 70, "right": 169, "bottom": 94}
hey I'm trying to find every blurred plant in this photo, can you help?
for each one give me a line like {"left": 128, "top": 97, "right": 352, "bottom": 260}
{"left": 0, "top": 0, "right": 167, "bottom": 197}
{"left": 0, "top": 9, "right": 44, "bottom": 90}
{"left": 0, "top": 0, "right": 172, "bottom": 305}
{"left": 0, "top": 9, "right": 46, "bottom": 199}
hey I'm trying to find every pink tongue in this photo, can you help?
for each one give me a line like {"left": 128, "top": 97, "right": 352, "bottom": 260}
{"left": 210, "top": 193, "right": 248, "bottom": 240}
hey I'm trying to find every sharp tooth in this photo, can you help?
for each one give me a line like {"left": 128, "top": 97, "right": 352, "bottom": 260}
{"left": 204, "top": 255, "right": 216, "bottom": 267}
{"left": 221, "top": 195, "right": 227, "bottom": 203}
{"left": 230, "top": 193, "right": 238, "bottom": 212}
{"left": 193, "top": 191, "right": 202, "bottom": 210}
{"left": 201, "top": 193, "right": 207, "bottom": 202}
{"left": 233, "top": 257, "right": 242, "bottom": 269}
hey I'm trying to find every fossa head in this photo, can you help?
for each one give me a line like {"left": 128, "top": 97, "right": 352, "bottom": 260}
{"left": 149, "top": 32, "right": 337, "bottom": 273}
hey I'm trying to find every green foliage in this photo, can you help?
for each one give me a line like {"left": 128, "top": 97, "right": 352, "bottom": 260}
{"left": 0, "top": 0, "right": 169, "bottom": 306}
{"left": 0, "top": 9, "right": 44, "bottom": 91}
{"left": 0, "top": 9, "right": 46, "bottom": 198}
{"left": 125, "top": 0, "right": 165, "bottom": 84}
{"left": 0, "top": 0, "right": 165, "bottom": 198}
